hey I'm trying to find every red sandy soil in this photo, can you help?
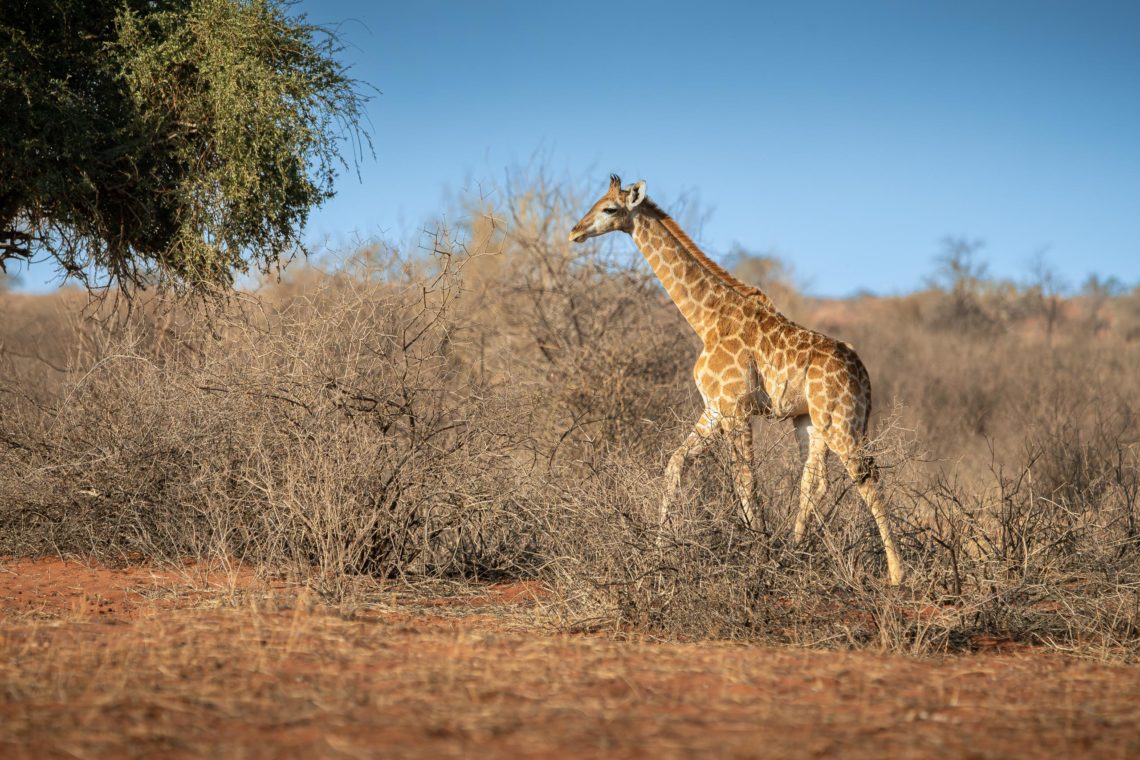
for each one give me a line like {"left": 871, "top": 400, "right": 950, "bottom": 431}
{"left": 2, "top": 557, "right": 1139, "bottom": 758}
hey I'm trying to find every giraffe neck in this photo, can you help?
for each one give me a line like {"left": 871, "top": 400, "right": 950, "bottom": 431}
{"left": 630, "top": 206, "right": 768, "bottom": 338}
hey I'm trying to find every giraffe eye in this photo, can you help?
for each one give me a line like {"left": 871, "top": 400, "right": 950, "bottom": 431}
{"left": 602, "top": 207, "right": 619, "bottom": 215}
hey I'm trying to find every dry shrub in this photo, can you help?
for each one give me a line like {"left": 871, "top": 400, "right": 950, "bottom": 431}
{"left": 0, "top": 244, "right": 534, "bottom": 599}
{"left": 459, "top": 178, "right": 696, "bottom": 470}
{"left": 2, "top": 173, "right": 1139, "bottom": 657}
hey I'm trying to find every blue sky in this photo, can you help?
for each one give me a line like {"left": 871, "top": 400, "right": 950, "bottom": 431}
{"left": 14, "top": 0, "right": 1140, "bottom": 296}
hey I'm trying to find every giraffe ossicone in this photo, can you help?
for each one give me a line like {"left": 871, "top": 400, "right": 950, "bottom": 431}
{"left": 568, "top": 175, "right": 904, "bottom": 585}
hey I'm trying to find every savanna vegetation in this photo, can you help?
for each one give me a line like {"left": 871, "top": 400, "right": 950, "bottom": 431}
{"left": 3, "top": 172, "right": 1139, "bottom": 659}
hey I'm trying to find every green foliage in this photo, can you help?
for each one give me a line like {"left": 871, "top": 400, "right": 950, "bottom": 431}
{"left": 0, "top": 0, "right": 370, "bottom": 291}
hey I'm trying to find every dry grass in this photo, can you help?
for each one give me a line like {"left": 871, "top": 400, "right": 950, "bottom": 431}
{"left": 2, "top": 173, "right": 1139, "bottom": 661}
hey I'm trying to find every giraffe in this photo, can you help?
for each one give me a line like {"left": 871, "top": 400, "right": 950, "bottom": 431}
{"left": 568, "top": 175, "right": 904, "bottom": 585}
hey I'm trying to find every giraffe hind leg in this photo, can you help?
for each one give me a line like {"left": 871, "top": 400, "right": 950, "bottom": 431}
{"left": 828, "top": 431, "right": 905, "bottom": 585}
{"left": 853, "top": 476, "right": 904, "bottom": 585}
{"left": 792, "top": 415, "right": 829, "bottom": 545}
{"left": 724, "top": 416, "right": 758, "bottom": 532}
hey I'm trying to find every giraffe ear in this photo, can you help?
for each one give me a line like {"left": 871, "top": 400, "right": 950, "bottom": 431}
{"left": 626, "top": 180, "right": 647, "bottom": 209}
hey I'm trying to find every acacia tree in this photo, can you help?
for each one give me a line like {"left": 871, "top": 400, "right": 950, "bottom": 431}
{"left": 0, "top": 0, "right": 370, "bottom": 292}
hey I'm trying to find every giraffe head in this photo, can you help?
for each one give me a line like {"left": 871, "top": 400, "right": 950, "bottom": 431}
{"left": 568, "top": 174, "right": 647, "bottom": 244}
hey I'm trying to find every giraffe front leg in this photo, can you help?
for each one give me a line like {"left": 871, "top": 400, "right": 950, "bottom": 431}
{"left": 660, "top": 409, "right": 719, "bottom": 545}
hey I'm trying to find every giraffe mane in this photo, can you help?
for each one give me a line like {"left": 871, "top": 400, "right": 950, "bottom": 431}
{"left": 640, "top": 199, "right": 776, "bottom": 308}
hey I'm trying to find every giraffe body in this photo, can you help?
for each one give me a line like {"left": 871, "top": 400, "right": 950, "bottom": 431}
{"left": 569, "top": 175, "right": 903, "bottom": 584}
